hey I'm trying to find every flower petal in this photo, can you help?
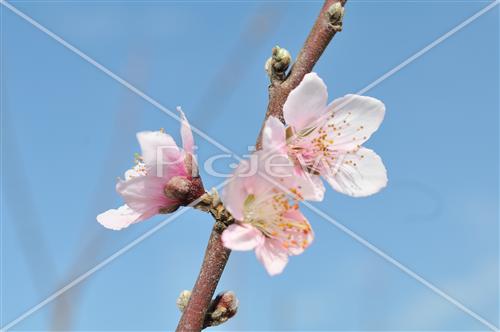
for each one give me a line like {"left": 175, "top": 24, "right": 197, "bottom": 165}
{"left": 222, "top": 223, "right": 265, "bottom": 251}
{"left": 262, "top": 116, "right": 286, "bottom": 153}
{"left": 137, "top": 130, "right": 181, "bottom": 165}
{"left": 177, "top": 107, "right": 195, "bottom": 155}
{"left": 323, "top": 147, "right": 387, "bottom": 197}
{"left": 222, "top": 150, "right": 325, "bottom": 222}
{"left": 117, "top": 174, "right": 178, "bottom": 218}
{"left": 327, "top": 94, "right": 385, "bottom": 151}
{"left": 289, "top": 167, "right": 325, "bottom": 202}
{"left": 283, "top": 73, "right": 329, "bottom": 132}
{"left": 221, "top": 159, "right": 252, "bottom": 221}
{"left": 256, "top": 149, "right": 325, "bottom": 202}
{"left": 97, "top": 204, "right": 142, "bottom": 230}
{"left": 255, "top": 239, "right": 289, "bottom": 276}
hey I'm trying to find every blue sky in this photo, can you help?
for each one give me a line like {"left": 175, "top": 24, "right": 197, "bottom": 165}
{"left": 1, "top": 0, "right": 499, "bottom": 330}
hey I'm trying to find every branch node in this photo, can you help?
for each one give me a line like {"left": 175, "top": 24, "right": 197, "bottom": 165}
{"left": 177, "top": 290, "right": 239, "bottom": 329}
{"left": 265, "top": 45, "right": 292, "bottom": 83}
{"left": 204, "top": 291, "right": 239, "bottom": 328}
{"left": 326, "top": 2, "right": 345, "bottom": 32}
{"left": 194, "top": 188, "right": 234, "bottom": 229}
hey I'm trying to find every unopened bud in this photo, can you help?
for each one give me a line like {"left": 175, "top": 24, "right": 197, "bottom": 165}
{"left": 204, "top": 291, "right": 239, "bottom": 327}
{"left": 176, "top": 289, "right": 239, "bottom": 328}
{"left": 327, "top": 2, "right": 345, "bottom": 32}
{"left": 265, "top": 46, "right": 292, "bottom": 82}
{"left": 272, "top": 46, "right": 291, "bottom": 72}
{"left": 164, "top": 176, "right": 205, "bottom": 206}
{"left": 176, "top": 290, "right": 191, "bottom": 312}
{"left": 265, "top": 57, "right": 273, "bottom": 76}
{"left": 164, "top": 176, "right": 191, "bottom": 200}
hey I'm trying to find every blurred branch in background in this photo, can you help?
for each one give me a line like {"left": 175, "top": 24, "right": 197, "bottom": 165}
{"left": 191, "top": 4, "right": 286, "bottom": 127}
{"left": 49, "top": 52, "right": 149, "bottom": 330}
{"left": 50, "top": 5, "right": 286, "bottom": 330}
{"left": 3, "top": 93, "right": 58, "bottom": 297}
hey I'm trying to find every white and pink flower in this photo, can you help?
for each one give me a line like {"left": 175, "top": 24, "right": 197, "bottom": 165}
{"left": 98, "top": 72, "right": 388, "bottom": 277}
{"left": 221, "top": 151, "right": 317, "bottom": 276}
{"left": 219, "top": 68, "right": 389, "bottom": 275}
{"left": 97, "top": 108, "right": 203, "bottom": 230}
{"left": 262, "top": 72, "right": 388, "bottom": 197}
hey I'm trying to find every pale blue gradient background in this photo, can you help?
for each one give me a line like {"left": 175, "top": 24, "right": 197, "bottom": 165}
{"left": 1, "top": 1, "right": 499, "bottom": 330}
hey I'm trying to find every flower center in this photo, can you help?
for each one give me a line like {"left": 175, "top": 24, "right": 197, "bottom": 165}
{"left": 125, "top": 158, "right": 148, "bottom": 180}
{"left": 242, "top": 193, "right": 302, "bottom": 239}
{"left": 287, "top": 125, "right": 342, "bottom": 175}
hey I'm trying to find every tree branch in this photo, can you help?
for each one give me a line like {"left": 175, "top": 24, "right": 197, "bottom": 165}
{"left": 175, "top": 223, "right": 231, "bottom": 331}
{"left": 256, "top": 0, "right": 346, "bottom": 148}
{"left": 176, "top": 192, "right": 233, "bottom": 331}
{"left": 176, "top": 1, "right": 347, "bottom": 330}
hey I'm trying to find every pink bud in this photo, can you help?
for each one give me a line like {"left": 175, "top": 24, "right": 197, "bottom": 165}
{"left": 164, "top": 176, "right": 205, "bottom": 207}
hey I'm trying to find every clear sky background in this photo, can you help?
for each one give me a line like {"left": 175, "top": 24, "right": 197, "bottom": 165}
{"left": 1, "top": 0, "right": 499, "bottom": 330}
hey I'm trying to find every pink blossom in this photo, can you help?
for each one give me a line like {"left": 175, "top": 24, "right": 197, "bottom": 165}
{"left": 221, "top": 151, "right": 315, "bottom": 276}
{"left": 263, "top": 72, "right": 388, "bottom": 197}
{"left": 97, "top": 108, "right": 202, "bottom": 230}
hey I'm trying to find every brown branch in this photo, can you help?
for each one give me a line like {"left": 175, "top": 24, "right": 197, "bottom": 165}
{"left": 176, "top": 1, "right": 347, "bottom": 330}
{"left": 176, "top": 222, "right": 231, "bottom": 331}
{"left": 256, "top": 0, "right": 347, "bottom": 148}
{"left": 176, "top": 192, "right": 233, "bottom": 331}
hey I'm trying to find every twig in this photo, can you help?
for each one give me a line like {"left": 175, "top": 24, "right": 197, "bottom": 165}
{"left": 256, "top": 0, "right": 346, "bottom": 148}
{"left": 175, "top": 191, "right": 233, "bottom": 331}
{"left": 176, "top": 1, "right": 347, "bottom": 330}
{"left": 175, "top": 223, "right": 231, "bottom": 331}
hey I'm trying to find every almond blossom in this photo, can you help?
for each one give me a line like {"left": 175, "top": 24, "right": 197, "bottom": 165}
{"left": 97, "top": 108, "right": 203, "bottom": 230}
{"left": 262, "top": 72, "right": 388, "bottom": 197}
{"left": 221, "top": 151, "right": 319, "bottom": 276}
